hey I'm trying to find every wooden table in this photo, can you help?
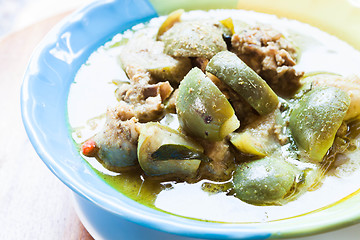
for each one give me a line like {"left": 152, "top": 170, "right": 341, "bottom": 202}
{"left": 0, "top": 12, "right": 93, "bottom": 240}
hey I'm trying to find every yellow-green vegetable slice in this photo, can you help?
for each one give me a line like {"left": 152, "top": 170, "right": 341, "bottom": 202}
{"left": 160, "top": 21, "right": 227, "bottom": 59}
{"left": 289, "top": 86, "right": 350, "bottom": 162}
{"left": 233, "top": 154, "right": 302, "bottom": 205}
{"left": 230, "top": 109, "right": 283, "bottom": 157}
{"left": 137, "top": 122, "right": 203, "bottom": 178}
{"left": 230, "top": 132, "right": 267, "bottom": 157}
{"left": 176, "top": 67, "right": 240, "bottom": 141}
{"left": 206, "top": 51, "right": 279, "bottom": 115}
{"left": 219, "top": 17, "right": 235, "bottom": 36}
{"left": 156, "top": 9, "right": 184, "bottom": 40}
{"left": 118, "top": 36, "right": 191, "bottom": 84}
{"left": 298, "top": 72, "right": 360, "bottom": 121}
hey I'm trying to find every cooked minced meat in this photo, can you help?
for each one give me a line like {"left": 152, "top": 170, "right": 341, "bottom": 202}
{"left": 115, "top": 65, "right": 173, "bottom": 122}
{"left": 231, "top": 26, "right": 304, "bottom": 96}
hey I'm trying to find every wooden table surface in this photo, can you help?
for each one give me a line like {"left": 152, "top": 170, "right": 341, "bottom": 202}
{"left": 0, "top": 12, "right": 93, "bottom": 240}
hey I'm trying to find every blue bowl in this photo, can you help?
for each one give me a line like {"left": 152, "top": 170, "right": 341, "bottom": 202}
{"left": 21, "top": 0, "right": 360, "bottom": 239}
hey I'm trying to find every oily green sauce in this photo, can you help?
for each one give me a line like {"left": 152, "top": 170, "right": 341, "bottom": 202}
{"left": 68, "top": 9, "right": 360, "bottom": 223}
{"left": 98, "top": 168, "right": 164, "bottom": 207}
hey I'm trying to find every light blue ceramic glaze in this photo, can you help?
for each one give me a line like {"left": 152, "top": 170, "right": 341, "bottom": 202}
{"left": 20, "top": 0, "right": 360, "bottom": 239}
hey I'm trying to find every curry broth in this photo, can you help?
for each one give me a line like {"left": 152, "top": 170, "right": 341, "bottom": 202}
{"left": 68, "top": 9, "right": 360, "bottom": 222}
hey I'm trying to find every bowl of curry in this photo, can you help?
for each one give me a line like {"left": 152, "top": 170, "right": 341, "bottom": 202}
{"left": 21, "top": 0, "right": 360, "bottom": 239}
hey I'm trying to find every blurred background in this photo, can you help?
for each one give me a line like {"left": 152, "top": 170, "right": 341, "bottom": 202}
{"left": 0, "top": 0, "right": 92, "bottom": 37}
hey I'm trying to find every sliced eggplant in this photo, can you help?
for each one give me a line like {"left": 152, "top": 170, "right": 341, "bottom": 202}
{"left": 289, "top": 86, "right": 350, "bottom": 162}
{"left": 137, "top": 122, "right": 203, "bottom": 178}
{"left": 206, "top": 51, "right": 279, "bottom": 115}
{"left": 176, "top": 67, "right": 240, "bottom": 141}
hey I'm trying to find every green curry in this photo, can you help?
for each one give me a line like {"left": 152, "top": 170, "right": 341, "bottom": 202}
{"left": 68, "top": 9, "right": 360, "bottom": 222}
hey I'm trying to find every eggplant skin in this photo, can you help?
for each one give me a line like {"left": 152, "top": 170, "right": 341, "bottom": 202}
{"left": 233, "top": 155, "right": 299, "bottom": 205}
{"left": 160, "top": 21, "right": 227, "bottom": 59}
{"left": 206, "top": 51, "right": 279, "bottom": 115}
{"left": 93, "top": 116, "right": 140, "bottom": 172}
{"left": 289, "top": 86, "right": 350, "bottom": 162}
{"left": 118, "top": 35, "right": 191, "bottom": 85}
{"left": 137, "top": 122, "right": 202, "bottom": 179}
{"left": 176, "top": 67, "right": 239, "bottom": 141}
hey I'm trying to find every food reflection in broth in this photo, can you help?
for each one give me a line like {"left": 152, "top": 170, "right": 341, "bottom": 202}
{"left": 67, "top": 9, "right": 360, "bottom": 222}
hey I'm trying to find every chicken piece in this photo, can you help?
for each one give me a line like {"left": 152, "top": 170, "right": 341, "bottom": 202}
{"left": 199, "top": 139, "right": 235, "bottom": 181}
{"left": 115, "top": 65, "right": 174, "bottom": 122}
